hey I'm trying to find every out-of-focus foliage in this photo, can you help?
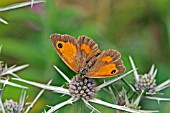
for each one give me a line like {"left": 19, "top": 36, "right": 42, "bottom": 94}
{"left": 0, "top": 0, "right": 170, "bottom": 112}
{"left": 0, "top": 0, "right": 28, "bottom": 7}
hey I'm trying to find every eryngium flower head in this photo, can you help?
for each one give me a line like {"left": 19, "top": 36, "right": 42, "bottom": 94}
{"left": 129, "top": 56, "right": 158, "bottom": 94}
{"left": 13, "top": 66, "right": 159, "bottom": 113}
{"left": 69, "top": 76, "right": 96, "bottom": 100}
{"left": 3, "top": 99, "right": 24, "bottom": 113}
{"left": 136, "top": 74, "right": 156, "bottom": 93}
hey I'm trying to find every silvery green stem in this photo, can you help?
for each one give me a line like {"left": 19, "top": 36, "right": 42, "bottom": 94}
{"left": 96, "top": 69, "right": 134, "bottom": 91}
{"left": 19, "top": 89, "right": 27, "bottom": 108}
{"left": 149, "top": 65, "right": 155, "bottom": 76}
{"left": 0, "top": 0, "right": 45, "bottom": 12}
{"left": 152, "top": 69, "right": 157, "bottom": 79}
{"left": 54, "top": 65, "right": 71, "bottom": 83}
{"left": 124, "top": 90, "right": 129, "bottom": 105}
{"left": 145, "top": 96, "right": 170, "bottom": 104}
{"left": 1, "top": 64, "right": 29, "bottom": 77}
{"left": 31, "top": 0, "right": 34, "bottom": 8}
{"left": 108, "top": 86, "right": 117, "bottom": 103}
{"left": 129, "top": 56, "right": 139, "bottom": 82}
{"left": 12, "top": 78, "right": 69, "bottom": 95}
{"left": 82, "top": 98, "right": 100, "bottom": 113}
{"left": 25, "top": 80, "right": 52, "bottom": 113}
{"left": 89, "top": 98, "right": 159, "bottom": 113}
{"left": 134, "top": 90, "right": 144, "bottom": 106}
{"left": 46, "top": 97, "right": 77, "bottom": 113}
{"left": 0, "top": 80, "right": 5, "bottom": 113}
{"left": 0, "top": 79, "right": 27, "bottom": 89}
{"left": 0, "top": 98, "right": 5, "bottom": 113}
{"left": 155, "top": 79, "right": 170, "bottom": 92}
{"left": 0, "top": 18, "right": 8, "bottom": 24}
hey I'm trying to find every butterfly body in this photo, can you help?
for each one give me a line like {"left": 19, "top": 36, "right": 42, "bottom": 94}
{"left": 50, "top": 34, "right": 126, "bottom": 78}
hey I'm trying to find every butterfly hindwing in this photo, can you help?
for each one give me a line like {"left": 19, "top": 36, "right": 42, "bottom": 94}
{"left": 85, "top": 49, "right": 126, "bottom": 78}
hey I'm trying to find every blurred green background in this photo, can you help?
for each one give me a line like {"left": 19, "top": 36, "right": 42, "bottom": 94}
{"left": 0, "top": 0, "right": 170, "bottom": 113}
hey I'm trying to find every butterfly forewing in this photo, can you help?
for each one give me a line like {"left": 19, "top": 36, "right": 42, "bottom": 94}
{"left": 50, "top": 34, "right": 80, "bottom": 73}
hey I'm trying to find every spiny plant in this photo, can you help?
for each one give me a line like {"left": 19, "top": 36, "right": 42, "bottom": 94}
{"left": 0, "top": 1, "right": 170, "bottom": 113}
{"left": 12, "top": 35, "right": 170, "bottom": 113}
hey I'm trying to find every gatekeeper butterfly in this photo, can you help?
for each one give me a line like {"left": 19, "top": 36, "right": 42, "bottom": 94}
{"left": 50, "top": 34, "right": 126, "bottom": 78}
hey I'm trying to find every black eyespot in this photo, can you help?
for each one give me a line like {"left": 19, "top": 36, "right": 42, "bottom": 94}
{"left": 86, "top": 61, "right": 89, "bottom": 63}
{"left": 58, "top": 43, "right": 63, "bottom": 48}
{"left": 111, "top": 70, "right": 116, "bottom": 74}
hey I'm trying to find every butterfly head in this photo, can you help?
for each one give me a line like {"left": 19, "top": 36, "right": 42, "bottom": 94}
{"left": 80, "top": 67, "right": 89, "bottom": 75}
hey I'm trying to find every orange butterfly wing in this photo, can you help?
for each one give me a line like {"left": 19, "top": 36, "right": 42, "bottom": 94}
{"left": 50, "top": 34, "right": 80, "bottom": 73}
{"left": 77, "top": 36, "right": 100, "bottom": 71}
{"left": 51, "top": 34, "right": 126, "bottom": 78}
{"left": 85, "top": 49, "right": 126, "bottom": 78}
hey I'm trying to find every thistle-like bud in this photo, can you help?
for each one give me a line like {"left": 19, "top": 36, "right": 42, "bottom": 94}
{"left": 69, "top": 76, "right": 96, "bottom": 100}
{"left": 125, "top": 103, "right": 141, "bottom": 110}
{"left": 3, "top": 99, "right": 24, "bottom": 113}
{"left": 136, "top": 74, "right": 156, "bottom": 93}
